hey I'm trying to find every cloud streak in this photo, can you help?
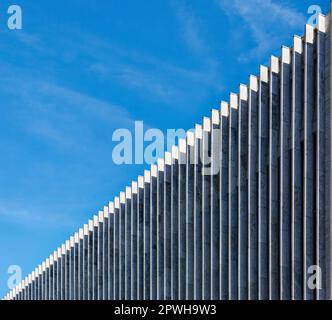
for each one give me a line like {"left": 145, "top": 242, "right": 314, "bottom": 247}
{"left": 0, "top": 202, "right": 78, "bottom": 229}
{"left": 217, "top": 0, "right": 305, "bottom": 62}
{"left": 0, "top": 61, "right": 133, "bottom": 152}
{"left": 170, "top": 0, "right": 220, "bottom": 67}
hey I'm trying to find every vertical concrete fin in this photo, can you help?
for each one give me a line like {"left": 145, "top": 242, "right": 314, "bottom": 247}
{"left": 291, "top": 31, "right": 304, "bottom": 300}
{"left": 269, "top": 51, "right": 281, "bottom": 300}
{"left": 280, "top": 42, "right": 292, "bottom": 300}
{"left": 303, "top": 22, "right": 315, "bottom": 300}
{"left": 228, "top": 91, "right": 239, "bottom": 299}
{"left": 239, "top": 82, "right": 249, "bottom": 300}
{"left": 258, "top": 60, "right": 269, "bottom": 300}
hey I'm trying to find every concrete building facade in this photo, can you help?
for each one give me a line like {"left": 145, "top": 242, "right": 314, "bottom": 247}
{"left": 3, "top": 8, "right": 332, "bottom": 301}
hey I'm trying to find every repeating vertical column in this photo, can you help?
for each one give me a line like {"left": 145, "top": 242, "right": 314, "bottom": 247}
{"left": 10, "top": 289, "right": 14, "bottom": 301}
{"left": 54, "top": 249, "right": 58, "bottom": 300}
{"left": 18, "top": 283, "right": 23, "bottom": 300}
{"left": 79, "top": 228, "right": 85, "bottom": 300}
{"left": 210, "top": 110, "right": 220, "bottom": 300}
{"left": 19, "top": 278, "right": 24, "bottom": 300}
{"left": 25, "top": 277, "right": 29, "bottom": 300}
{"left": 179, "top": 139, "right": 187, "bottom": 300}
{"left": 316, "top": 14, "right": 327, "bottom": 300}
{"left": 49, "top": 255, "right": 54, "bottom": 300}
{"left": 291, "top": 35, "right": 304, "bottom": 300}
{"left": 61, "top": 244, "right": 66, "bottom": 300}
{"left": 326, "top": 6, "right": 332, "bottom": 301}
{"left": 36, "top": 268, "right": 40, "bottom": 300}
{"left": 25, "top": 274, "right": 29, "bottom": 300}
{"left": 248, "top": 76, "right": 259, "bottom": 300}
{"left": 46, "top": 259, "right": 51, "bottom": 300}
{"left": 143, "top": 171, "right": 151, "bottom": 300}
{"left": 53, "top": 251, "right": 58, "bottom": 300}
{"left": 29, "top": 271, "right": 34, "bottom": 300}
{"left": 194, "top": 126, "right": 203, "bottom": 300}
{"left": 53, "top": 251, "right": 59, "bottom": 300}
{"left": 137, "top": 177, "right": 144, "bottom": 299}
{"left": 131, "top": 184, "right": 138, "bottom": 300}
{"left": 103, "top": 206, "right": 109, "bottom": 300}
{"left": 36, "top": 265, "right": 40, "bottom": 300}
{"left": 109, "top": 202, "right": 115, "bottom": 300}
{"left": 164, "top": 152, "right": 172, "bottom": 299}
{"left": 33, "top": 270, "right": 37, "bottom": 300}
{"left": 303, "top": 24, "right": 315, "bottom": 301}
{"left": 32, "top": 271, "right": 36, "bottom": 300}
{"left": 69, "top": 236, "right": 75, "bottom": 300}
{"left": 171, "top": 146, "right": 179, "bottom": 300}
{"left": 21, "top": 281, "right": 25, "bottom": 300}
{"left": 57, "top": 248, "right": 62, "bottom": 300}
{"left": 32, "top": 272, "right": 35, "bottom": 299}
{"left": 15, "top": 282, "right": 19, "bottom": 300}
{"left": 23, "top": 279, "right": 26, "bottom": 300}
{"left": 35, "top": 270, "right": 39, "bottom": 300}
{"left": 88, "top": 220, "right": 94, "bottom": 300}
{"left": 202, "top": 118, "right": 211, "bottom": 300}
{"left": 17, "top": 286, "right": 20, "bottom": 300}
{"left": 280, "top": 46, "right": 292, "bottom": 300}
{"left": 151, "top": 167, "right": 158, "bottom": 299}
{"left": 98, "top": 211, "right": 104, "bottom": 300}
{"left": 157, "top": 160, "right": 165, "bottom": 300}
{"left": 74, "top": 233, "right": 79, "bottom": 300}
{"left": 114, "top": 197, "right": 120, "bottom": 300}
{"left": 258, "top": 65, "right": 269, "bottom": 300}
{"left": 54, "top": 251, "right": 59, "bottom": 300}
{"left": 27, "top": 275, "right": 31, "bottom": 300}
{"left": 82, "top": 224, "right": 89, "bottom": 300}
{"left": 18, "top": 285, "right": 22, "bottom": 300}
{"left": 220, "top": 102, "right": 230, "bottom": 300}
{"left": 229, "top": 93, "right": 239, "bottom": 300}
{"left": 239, "top": 85, "right": 249, "bottom": 300}
{"left": 269, "top": 55, "right": 280, "bottom": 300}
{"left": 28, "top": 275, "right": 32, "bottom": 300}
{"left": 12, "top": 287, "right": 16, "bottom": 300}
{"left": 186, "top": 132, "right": 195, "bottom": 300}
{"left": 125, "top": 187, "right": 132, "bottom": 299}
{"left": 28, "top": 274, "right": 33, "bottom": 300}
{"left": 120, "top": 192, "right": 126, "bottom": 299}
{"left": 41, "top": 261, "right": 45, "bottom": 300}
{"left": 93, "top": 216, "right": 99, "bottom": 300}
{"left": 65, "top": 240, "right": 71, "bottom": 300}
{"left": 42, "top": 261, "right": 46, "bottom": 300}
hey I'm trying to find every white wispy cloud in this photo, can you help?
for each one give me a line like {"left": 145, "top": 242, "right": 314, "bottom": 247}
{"left": 0, "top": 61, "right": 133, "bottom": 152}
{"left": 1, "top": 11, "right": 225, "bottom": 108}
{"left": 0, "top": 202, "right": 77, "bottom": 229}
{"left": 171, "top": 1, "right": 208, "bottom": 55}
{"left": 217, "top": 0, "right": 305, "bottom": 62}
{"left": 170, "top": 0, "right": 219, "bottom": 66}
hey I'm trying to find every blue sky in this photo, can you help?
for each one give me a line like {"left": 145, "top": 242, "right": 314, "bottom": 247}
{"left": 0, "top": 0, "right": 329, "bottom": 297}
